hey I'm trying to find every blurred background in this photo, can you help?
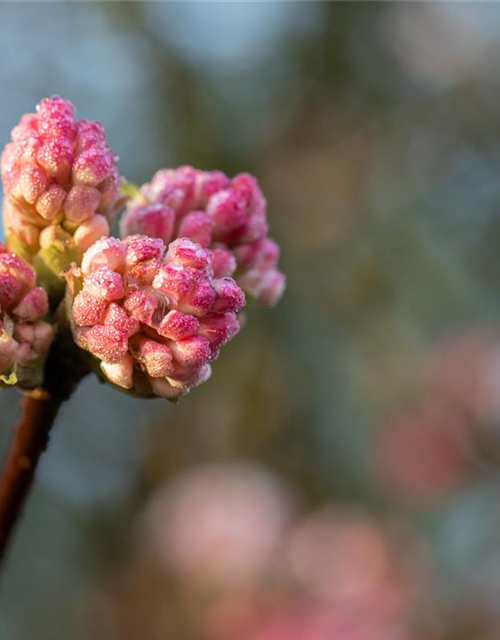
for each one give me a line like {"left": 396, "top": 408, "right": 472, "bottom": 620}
{"left": 2, "top": 2, "right": 500, "bottom": 639}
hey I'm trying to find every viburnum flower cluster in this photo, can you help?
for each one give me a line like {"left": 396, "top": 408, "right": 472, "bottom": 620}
{"left": 120, "top": 166, "right": 285, "bottom": 307}
{"left": 0, "top": 243, "right": 52, "bottom": 387}
{"left": 70, "top": 235, "right": 245, "bottom": 398}
{"left": 0, "top": 96, "right": 285, "bottom": 399}
{"left": 1, "top": 96, "right": 119, "bottom": 259}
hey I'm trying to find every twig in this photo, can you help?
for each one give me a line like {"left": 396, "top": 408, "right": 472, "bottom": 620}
{"left": 0, "top": 316, "right": 90, "bottom": 570}
{"left": 0, "top": 389, "right": 63, "bottom": 562}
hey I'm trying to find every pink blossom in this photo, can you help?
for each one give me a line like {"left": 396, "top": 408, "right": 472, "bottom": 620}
{"left": 1, "top": 96, "right": 120, "bottom": 254}
{"left": 0, "top": 246, "right": 53, "bottom": 385}
{"left": 120, "top": 166, "right": 285, "bottom": 307}
{"left": 420, "top": 329, "right": 500, "bottom": 423}
{"left": 207, "top": 596, "right": 411, "bottom": 640}
{"left": 375, "top": 329, "right": 500, "bottom": 503}
{"left": 285, "top": 506, "right": 424, "bottom": 625}
{"left": 69, "top": 235, "right": 245, "bottom": 399}
{"left": 376, "top": 400, "right": 469, "bottom": 502}
{"left": 143, "top": 462, "right": 295, "bottom": 585}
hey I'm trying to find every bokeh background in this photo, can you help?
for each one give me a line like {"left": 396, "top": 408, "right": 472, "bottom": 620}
{"left": 2, "top": 3, "right": 500, "bottom": 639}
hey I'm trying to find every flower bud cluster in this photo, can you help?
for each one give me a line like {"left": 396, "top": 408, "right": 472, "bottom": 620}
{"left": 1, "top": 95, "right": 119, "bottom": 255}
{"left": 70, "top": 235, "right": 245, "bottom": 398}
{"left": 0, "top": 243, "right": 53, "bottom": 386}
{"left": 120, "top": 166, "right": 285, "bottom": 307}
{"left": 0, "top": 98, "right": 284, "bottom": 400}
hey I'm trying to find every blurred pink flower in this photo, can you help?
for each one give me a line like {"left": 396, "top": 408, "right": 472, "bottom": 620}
{"left": 376, "top": 400, "right": 469, "bottom": 502}
{"left": 420, "top": 330, "right": 500, "bottom": 424}
{"left": 383, "top": 4, "right": 495, "bottom": 90}
{"left": 286, "top": 506, "right": 424, "bottom": 625}
{"left": 376, "top": 329, "right": 500, "bottom": 502}
{"left": 1, "top": 95, "right": 120, "bottom": 254}
{"left": 69, "top": 236, "right": 244, "bottom": 399}
{"left": 120, "top": 166, "right": 285, "bottom": 307}
{"left": 143, "top": 462, "right": 296, "bottom": 586}
{"left": 207, "top": 595, "right": 413, "bottom": 640}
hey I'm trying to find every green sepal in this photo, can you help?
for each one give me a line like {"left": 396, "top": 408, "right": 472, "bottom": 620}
{"left": 0, "top": 372, "right": 17, "bottom": 387}
{"left": 33, "top": 242, "right": 82, "bottom": 307}
{"left": 120, "top": 181, "right": 143, "bottom": 201}
{"left": 5, "top": 231, "right": 33, "bottom": 264}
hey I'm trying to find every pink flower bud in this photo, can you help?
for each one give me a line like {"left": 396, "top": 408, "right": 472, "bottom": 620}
{"left": 131, "top": 336, "right": 174, "bottom": 378}
{"left": 206, "top": 189, "right": 247, "bottom": 233}
{"left": 81, "top": 236, "right": 125, "bottom": 274}
{"left": 124, "top": 235, "right": 165, "bottom": 267}
{"left": 15, "top": 164, "right": 49, "bottom": 204}
{"left": 121, "top": 165, "right": 285, "bottom": 307}
{"left": 70, "top": 235, "right": 245, "bottom": 398}
{"left": 0, "top": 273, "right": 21, "bottom": 310}
{"left": 142, "top": 165, "right": 197, "bottom": 215}
{"left": 75, "top": 120, "right": 106, "bottom": 154}
{"left": 37, "top": 136, "right": 74, "bottom": 182}
{"left": 63, "top": 185, "right": 101, "bottom": 223}
{"left": 148, "top": 375, "right": 182, "bottom": 399}
{"left": 158, "top": 310, "right": 200, "bottom": 341}
{"left": 0, "top": 249, "right": 53, "bottom": 386}
{"left": 165, "top": 237, "right": 212, "bottom": 270}
{"left": 83, "top": 267, "right": 124, "bottom": 301}
{"left": 194, "top": 170, "right": 230, "bottom": 204}
{"left": 152, "top": 263, "right": 195, "bottom": 301}
{"left": 212, "top": 278, "right": 246, "bottom": 313}
{"left": 101, "top": 355, "right": 134, "bottom": 389}
{"left": 120, "top": 203, "right": 175, "bottom": 245}
{"left": 73, "top": 214, "right": 110, "bottom": 251}
{"left": 168, "top": 335, "right": 211, "bottom": 370}
{"left": 178, "top": 211, "right": 214, "bottom": 247}
{"left": 35, "top": 184, "right": 66, "bottom": 221}
{"left": 72, "top": 290, "right": 107, "bottom": 326}
{"left": 234, "top": 238, "right": 280, "bottom": 270}
{"left": 12, "top": 288, "right": 48, "bottom": 322}
{"left": 238, "top": 267, "right": 286, "bottom": 308}
{"left": 167, "top": 362, "right": 212, "bottom": 391}
{"left": 198, "top": 313, "right": 240, "bottom": 358}
{"left": 0, "top": 252, "right": 36, "bottom": 293}
{"left": 103, "top": 303, "right": 139, "bottom": 337}
{"left": 72, "top": 147, "right": 111, "bottom": 187}
{"left": 85, "top": 324, "right": 129, "bottom": 363}
{"left": 1, "top": 96, "right": 119, "bottom": 256}
{"left": 24, "top": 321, "right": 53, "bottom": 357}
{"left": 126, "top": 257, "right": 163, "bottom": 286}
{"left": 123, "top": 289, "right": 162, "bottom": 327}
{"left": 211, "top": 247, "right": 237, "bottom": 277}
{"left": 178, "top": 280, "right": 216, "bottom": 317}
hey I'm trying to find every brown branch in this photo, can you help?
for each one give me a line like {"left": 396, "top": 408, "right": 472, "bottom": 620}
{"left": 0, "top": 316, "right": 91, "bottom": 569}
{"left": 0, "top": 389, "right": 63, "bottom": 562}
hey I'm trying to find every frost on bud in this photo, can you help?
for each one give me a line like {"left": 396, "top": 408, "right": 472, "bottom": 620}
{"left": 0, "top": 247, "right": 53, "bottom": 388}
{"left": 121, "top": 166, "right": 285, "bottom": 307}
{"left": 1, "top": 96, "right": 120, "bottom": 299}
{"left": 67, "top": 235, "right": 245, "bottom": 400}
